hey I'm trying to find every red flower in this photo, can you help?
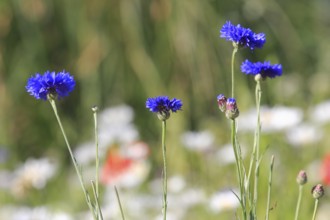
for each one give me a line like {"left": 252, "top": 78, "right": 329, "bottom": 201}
{"left": 321, "top": 154, "right": 330, "bottom": 185}
{"left": 101, "top": 141, "right": 150, "bottom": 187}
{"left": 101, "top": 149, "right": 133, "bottom": 185}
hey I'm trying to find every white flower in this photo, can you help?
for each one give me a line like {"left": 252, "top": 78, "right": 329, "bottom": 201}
{"left": 168, "top": 175, "right": 186, "bottom": 193}
{"left": 74, "top": 142, "right": 99, "bottom": 165}
{"left": 98, "top": 105, "right": 139, "bottom": 148}
{"left": 12, "top": 158, "right": 58, "bottom": 196}
{"left": 181, "top": 130, "right": 214, "bottom": 152}
{"left": 98, "top": 104, "right": 134, "bottom": 127}
{"left": 215, "top": 144, "right": 245, "bottom": 165}
{"left": 0, "top": 206, "right": 73, "bottom": 220}
{"left": 209, "top": 189, "right": 240, "bottom": 213}
{"left": 286, "top": 123, "right": 322, "bottom": 146}
{"left": 238, "top": 106, "right": 303, "bottom": 133}
{"left": 309, "top": 100, "right": 330, "bottom": 124}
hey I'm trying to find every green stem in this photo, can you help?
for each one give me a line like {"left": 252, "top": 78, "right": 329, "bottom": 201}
{"left": 230, "top": 45, "right": 245, "bottom": 219}
{"left": 49, "top": 99, "right": 97, "bottom": 219}
{"left": 92, "top": 107, "right": 103, "bottom": 219}
{"left": 93, "top": 108, "right": 100, "bottom": 198}
{"left": 162, "top": 120, "right": 168, "bottom": 220}
{"left": 294, "top": 185, "right": 303, "bottom": 220}
{"left": 231, "top": 120, "right": 246, "bottom": 220}
{"left": 265, "top": 155, "right": 275, "bottom": 220}
{"left": 114, "top": 186, "right": 126, "bottom": 220}
{"left": 312, "top": 199, "right": 319, "bottom": 220}
{"left": 253, "top": 79, "right": 262, "bottom": 218}
{"left": 91, "top": 181, "right": 104, "bottom": 220}
{"left": 231, "top": 46, "right": 238, "bottom": 97}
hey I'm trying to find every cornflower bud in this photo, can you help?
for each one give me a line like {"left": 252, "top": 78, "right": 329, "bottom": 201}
{"left": 225, "top": 98, "right": 239, "bottom": 120}
{"left": 296, "top": 170, "right": 308, "bottom": 185}
{"left": 311, "top": 184, "right": 324, "bottom": 199}
{"left": 217, "top": 94, "right": 227, "bottom": 112}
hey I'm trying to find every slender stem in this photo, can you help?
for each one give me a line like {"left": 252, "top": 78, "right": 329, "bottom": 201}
{"left": 231, "top": 120, "right": 246, "bottom": 220}
{"left": 161, "top": 120, "right": 168, "bottom": 220}
{"left": 294, "top": 185, "right": 303, "bottom": 220}
{"left": 92, "top": 107, "right": 103, "bottom": 220}
{"left": 230, "top": 45, "right": 245, "bottom": 219}
{"left": 49, "top": 99, "right": 97, "bottom": 219}
{"left": 91, "top": 181, "right": 104, "bottom": 220}
{"left": 312, "top": 199, "right": 319, "bottom": 220}
{"left": 246, "top": 131, "right": 257, "bottom": 204}
{"left": 231, "top": 47, "right": 238, "bottom": 97}
{"left": 93, "top": 108, "right": 100, "bottom": 198}
{"left": 253, "top": 79, "right": 262, "bottom": 218}
{"left": 265, "top": 155, "right": 275, "bottom": 220}
{"left": 114, "top": 186, "right": 126, "bottom": 220}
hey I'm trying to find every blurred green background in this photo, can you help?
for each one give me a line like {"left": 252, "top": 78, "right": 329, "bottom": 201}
{"left": 1, "top": 0, "right": 330, "bottom": 219}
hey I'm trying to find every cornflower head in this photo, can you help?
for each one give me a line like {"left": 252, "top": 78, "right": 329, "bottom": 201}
{"left": 146, "top": 96, "right": 183, "bottom": 121}
{"left": 220, "top": 21, "right": 266, "bottom": 50}
{"left": 26, "top": 70, "right": 75, "bottom": 100}
{"left": 241, "top": 60, "right": 282, "bottom": 80}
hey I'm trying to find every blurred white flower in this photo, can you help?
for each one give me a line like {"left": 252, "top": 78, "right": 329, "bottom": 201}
{"left": 173, "top": 188, "right": 206, "bottom": 208}
{"left": 75, "top": 105, "right": 140, "bottom": 165}
{"left": 74, "top": 142, "right": 99, "bottom": 165}
{"left": 310, "top": 100, "right": 330, "bottom": 124}
{"left": 98, "top": 105, "right": 139, "bottom": 148}
{"left": 122, "top": 141, "right": 150, "bottom": 160}
{"left": 150, "top": 175, "right": 188, "bottom": 195}
{"left": 215, "top": 144, "right": 246, "bottom": 165}
{"left": 11, "top": 158, "right": 58, "bottom": 197}
{"left": 168, "top": 175, "right": 186, "bottom": 193}
{"left": 286, "top": 123, "right": 323, "bottom": 146}
{"left": 99, "top": 104, "right": 134, "bottom": 126}
{"left": 209, "top": 189, "right": 240, "bottom": 213}
{"left": 155, "top": 210, "right": 185, "bottom": 220}
{"left": 181, "top": 130, "right": 214, "bottom": 152}
{"left": 313, "top": 203, "right": 330, "bottom": 220}
{"left": 0, "top": 206, "right": 73, "bottom": 220}
{"left": 238, "top": 106, "right": 303, "bottom": 133}
{"left": 101, "top": 189, "right": 159, "bottom": 219}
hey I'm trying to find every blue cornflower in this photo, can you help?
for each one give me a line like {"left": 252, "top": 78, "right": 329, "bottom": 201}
{"left": 26, "top": 70, "right": 75, "bottom": 100}
{"left": 220, "top": 21, "right": 266, "bottom": 50}
{"left": 241, "top": 60, "right": 282, "bottom": 79}
{"left": 146, "top": 96, "right": 183, "bottom": 121}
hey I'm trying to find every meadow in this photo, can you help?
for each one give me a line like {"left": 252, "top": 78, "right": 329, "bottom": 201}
{"left": 1, "top": 0, "right": 330, "bottom": 219}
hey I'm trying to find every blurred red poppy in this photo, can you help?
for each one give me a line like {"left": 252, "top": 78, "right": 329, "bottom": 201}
{"left": 321, "top": 154, "right": 330, "bottom": 185}
{"left": 101, "top": 141, "right": 150, "bottom": 187}
{"left": 101, "top": 149, "right": 133, "bottom": 185}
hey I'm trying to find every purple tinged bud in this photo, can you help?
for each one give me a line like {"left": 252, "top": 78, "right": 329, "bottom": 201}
{"left": 311, "top": 184, "right": 324, "bottom": 199}
{"left": 296, "top": 170, "right": 307, "bottom": 185}
{"left": 217, "top": 94, "right": 227, "bottom": 112}
{"left": 225, "top": 98, "right": 239, "bottom": 120}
